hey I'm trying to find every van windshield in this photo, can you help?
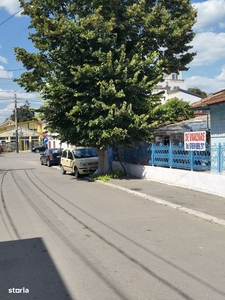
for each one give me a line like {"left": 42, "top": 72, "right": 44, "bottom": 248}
{"left": 73, "top": 148, "right": 98, "bottom": 158}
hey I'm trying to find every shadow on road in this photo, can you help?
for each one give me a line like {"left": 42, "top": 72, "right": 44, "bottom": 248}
{"left": 0, "top": 237, "right": 72, "bottom": 300}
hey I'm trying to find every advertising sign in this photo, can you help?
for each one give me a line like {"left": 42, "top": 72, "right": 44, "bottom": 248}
{"left": 184, "top": 131, "right": 206, "bottom": 151}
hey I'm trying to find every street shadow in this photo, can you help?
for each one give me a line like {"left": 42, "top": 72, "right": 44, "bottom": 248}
{"left": 0, "top": 238, "right": 72, "bottom": 300}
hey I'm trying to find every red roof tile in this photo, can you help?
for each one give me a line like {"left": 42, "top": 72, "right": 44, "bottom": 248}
{"left": 191, "top": 89, "right": 225, "bottom": 108}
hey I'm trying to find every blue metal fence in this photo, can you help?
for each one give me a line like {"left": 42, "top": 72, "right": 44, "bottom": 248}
{"left": 115, "top": 142, "right": 225, "bottom": 173}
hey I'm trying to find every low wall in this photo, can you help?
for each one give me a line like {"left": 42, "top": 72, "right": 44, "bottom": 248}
{"left": 112, "top": 161, "right": 225, "bottom": 198}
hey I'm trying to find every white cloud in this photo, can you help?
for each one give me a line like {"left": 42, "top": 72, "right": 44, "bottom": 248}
{"left": 0, "top": 102, "right": 15, "bottom": 118}
{"left": 190, "top": 32, "right": 225, "bottom": 66}
{"left": 0, "top": 56, "right": 8, "bottom": 64}
{"left": 186, "top": 66, "right": 225, "bottom": 94}
{"left": 0, "top": 0, "right": 21, "bottom": 15}
{"left": 219, "top": 22, "right": 225, "bottom": 29}
{"left": 193, "top": 0, "right": 225, "bottom": 32}
{"left": 0, "top": 66, "right": 13, "bottom": 79}
{"left": 215, "top": 65, "right": 225, "bottom": 81}
{"left": 0, "top": 89, "right": 41, "bottom": 122}
{"left": 0, "top": 66, "right": 13, "bottom": 78}
{"left": 0, "top": 89, "right": 39, "bottom": 100}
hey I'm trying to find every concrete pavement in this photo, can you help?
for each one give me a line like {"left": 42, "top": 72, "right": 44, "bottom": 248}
{"left": 96, "top": 176, "right": 225, "bottom": 227}
{"left": 52, "top": 164, "right": 225, "bottom": 227}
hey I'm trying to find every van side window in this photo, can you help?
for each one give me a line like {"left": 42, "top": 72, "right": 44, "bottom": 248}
{"left": 62, "top": 150, "right": 67, "bottom": 158}
{"left": 68, "top": 151, "right": 73, "bottom": 160}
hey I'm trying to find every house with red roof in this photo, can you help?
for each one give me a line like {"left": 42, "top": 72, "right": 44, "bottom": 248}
{"left": 192, "top": 89, "right": 225, "bottom": 146}
{"left": 192, "top": 89, "right": 225, "bottom": 172}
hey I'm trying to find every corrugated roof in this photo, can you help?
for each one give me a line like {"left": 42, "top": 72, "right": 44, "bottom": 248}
{"left": 191, "top": 89, "right": 225, "bottom": 108}
{"left": 155, "top": 115, "right": 210, "bottom": 134}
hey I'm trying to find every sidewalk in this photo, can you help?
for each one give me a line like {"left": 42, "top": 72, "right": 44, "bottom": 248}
{"left": 96, "top": 176, "right": 225, "bottom": 227}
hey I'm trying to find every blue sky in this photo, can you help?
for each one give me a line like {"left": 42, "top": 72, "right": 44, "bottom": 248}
{"left": 0, "top": 0, "right": 225, "bottom": 124}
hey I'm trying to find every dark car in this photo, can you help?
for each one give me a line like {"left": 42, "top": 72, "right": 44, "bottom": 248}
{"left": 40, "top": 148, "right": 62, "bottom": 167}
{"left": 32, "top": 144, "right": 47, "bottom": 153}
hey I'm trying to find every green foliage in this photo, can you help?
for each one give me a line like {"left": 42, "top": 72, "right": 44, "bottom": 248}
{"left": 10, "top": 100, "right": 35, "bottom": 123}
{"left": 188, "top": 88, "right": 207, "bottom": 98}
{"left": 14, "top": 0, "right": 197, "bottom": 151}
{"left": 90, "top": 169, "right": 124, "bottom": 182}
{"left": 152, "top": 97, "right": 195, "bottom": 127}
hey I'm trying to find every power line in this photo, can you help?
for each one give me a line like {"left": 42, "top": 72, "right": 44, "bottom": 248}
{"left": 0, "top": 9, "right": 23, "bottom": 26}
{"left": 0, "top": 78, "right": 14, "bottom": 80}
{"left": 0, "top": 69, "right": 26, "bottom": 72}
{"left": 1, "top": 27, "right": 28, "bottom": 46}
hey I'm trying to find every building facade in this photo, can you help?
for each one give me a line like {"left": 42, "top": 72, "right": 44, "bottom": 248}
{"left": 0, "top": 119, "right": 43, "bottom": 152}
{"left": 154, "top": 72, "right": 203, "bottom": 104}
{"left": 192, "top": 89, "right": 225, "bottom": 146}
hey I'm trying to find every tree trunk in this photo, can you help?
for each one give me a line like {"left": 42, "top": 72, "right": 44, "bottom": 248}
{"left": 97, "top": 149, "right": 110, "bottom": 174}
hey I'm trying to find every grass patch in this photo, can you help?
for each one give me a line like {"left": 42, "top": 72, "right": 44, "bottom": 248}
{"left": 90, "top": 169, "right": 124, "bottom": 182}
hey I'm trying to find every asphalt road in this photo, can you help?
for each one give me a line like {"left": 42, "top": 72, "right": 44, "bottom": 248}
{"left": 0, "top": 153, "right": 225, "bottom": 300}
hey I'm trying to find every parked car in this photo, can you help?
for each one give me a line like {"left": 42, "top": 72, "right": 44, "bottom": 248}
{"left": 60, "top": 147, "right": 98, "bottom": 178}
{"left": 40, "top": 148, "right": 62, "bottom": 167}
{"left": 32, "top": 144, "right": 47, "bottom": 153}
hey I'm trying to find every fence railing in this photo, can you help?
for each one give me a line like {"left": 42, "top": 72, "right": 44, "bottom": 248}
{"left": 115, "top": 142, "right": 225, "bottom": 173}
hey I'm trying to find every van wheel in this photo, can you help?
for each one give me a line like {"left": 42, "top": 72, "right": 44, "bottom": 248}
{"left": 61, "top": 165, "right": 66, "bottom": 174}
{"left": 74, "top": 167, "right": 80, "bottom": 178}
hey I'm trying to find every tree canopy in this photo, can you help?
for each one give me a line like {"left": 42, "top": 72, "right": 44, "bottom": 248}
{"left": 152, "top": 97, "right": 195, "bottom": 127}
{"left": 10, "top": 100, "right": 35, "bottom": 123}
{"left": 14, "top": 0, "right": 197, "bottom": 172}
{"left": 188, "top": 87, "right": 207, "bottom": 98}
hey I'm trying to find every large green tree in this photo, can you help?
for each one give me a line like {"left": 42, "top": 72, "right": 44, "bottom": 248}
{"left": 152, "top": 97, "right": 195, "bottom": 128}
{"left": 14, "top": 0, "right": 197, "bottom": 173}
{"left": 10, "top": 100, "right": 35, "bottom": 123}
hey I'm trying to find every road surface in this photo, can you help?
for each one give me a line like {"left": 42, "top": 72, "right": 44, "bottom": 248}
{"left": 0, "top": 153, "right": 225, "bottom": 300}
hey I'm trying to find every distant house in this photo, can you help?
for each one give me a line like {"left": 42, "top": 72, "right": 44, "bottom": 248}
{"left": 0, "top": 119, "right": 42, "bottom": 152}
{"left": 192, "top": 89, "right": 225, "bottom": 146}
{"left": 154, "top": 72, "right": 203, "bottom": 104}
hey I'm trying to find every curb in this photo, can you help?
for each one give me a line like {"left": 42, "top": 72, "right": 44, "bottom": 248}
{"left": 50, "top": 167, "right": 225, "bottom": 227}
{"left": 95, "top": 180, "right": 225, "bottom": 227}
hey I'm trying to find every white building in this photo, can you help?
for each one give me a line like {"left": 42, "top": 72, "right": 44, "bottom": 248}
{"left": 154, "top": 72, "right": 203, "bottom": 104}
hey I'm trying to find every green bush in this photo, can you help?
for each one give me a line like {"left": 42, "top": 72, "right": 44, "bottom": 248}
{"left": 90, "top": 169, "right": 124, "bottom": 182}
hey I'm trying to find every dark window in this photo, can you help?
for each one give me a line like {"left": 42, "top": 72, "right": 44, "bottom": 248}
{"left": 62, "top": 150, "right": 67, "bottom": 158}
{"left": 68, "top": 151, "right": 73, "bottom": 159}
{"left": 172, "top": 73, "right": 178, "bottom": 80}
{"left": 73, "top": 148, "right": 98, "bottom": 158}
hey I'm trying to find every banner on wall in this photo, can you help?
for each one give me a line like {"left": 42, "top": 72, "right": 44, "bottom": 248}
{"left": 184, "top": 131, "right": 206, "bottom": 151}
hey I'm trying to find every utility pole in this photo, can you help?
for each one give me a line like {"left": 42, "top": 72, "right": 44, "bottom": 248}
{"left": 14, "top": 91, "right": 19, "bottom": 153}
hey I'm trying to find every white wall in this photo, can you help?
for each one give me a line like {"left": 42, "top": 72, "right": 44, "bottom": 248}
{"left": 47, "top": 139, "right": 70, "bottom": 149}
{"left": 113, "top": 161, "right": 225, "bottom": 198}
{"left": 153, "top": 71, "right": 203, "bottom": 104}
{"left": 167, "top": 90, "right": 202, "bottom": 104}
{"left": 162, "top": 72, "right": 186, "bottom": 90}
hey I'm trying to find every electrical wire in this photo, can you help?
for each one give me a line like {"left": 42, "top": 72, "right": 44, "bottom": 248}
{"left": 0, "top": 78, "right": 14, "bottom": 80}
{"left": 1, "top": 27, "right": 28, "bottom": 46}
{"left": 0, "top": 69, "right": 26, "bottom": 72}
{"left": 0, "top": 9, "right": 23, "bottom": 26}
